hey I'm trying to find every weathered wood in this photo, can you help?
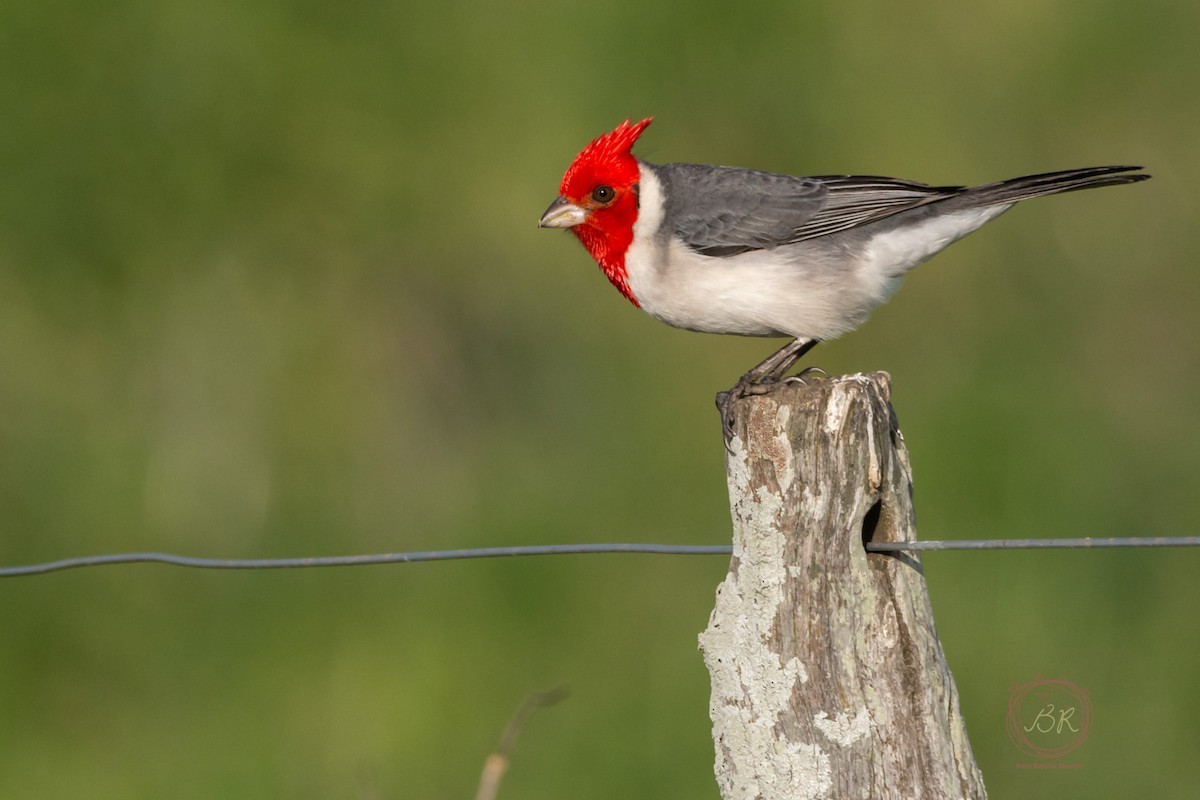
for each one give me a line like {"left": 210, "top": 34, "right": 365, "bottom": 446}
{"left": 699, "top": 373, "right": 986, "bottom": 800}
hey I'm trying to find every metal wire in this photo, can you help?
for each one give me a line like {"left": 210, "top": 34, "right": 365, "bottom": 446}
{"left": 0, "top": 544, "right": 732, "bottom": 578}
{"left": 866, "top": 536, "right": 1200, "bottom": 552}
{"left": 1, "top": 537, "right": 1199, "bottom": 578}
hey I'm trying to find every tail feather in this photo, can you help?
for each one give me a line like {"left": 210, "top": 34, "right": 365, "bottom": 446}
{"left": 966, "top": 166, "right": 1150, "bottom": 205}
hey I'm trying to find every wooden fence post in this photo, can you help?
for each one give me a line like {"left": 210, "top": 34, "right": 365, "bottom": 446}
{"left": 698, "top": 373, "right": 986, "bottom": 799}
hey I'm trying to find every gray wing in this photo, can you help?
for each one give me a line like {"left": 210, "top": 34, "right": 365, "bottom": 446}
{"left": 653, "top": 162, "right": 961, "bottom": 257}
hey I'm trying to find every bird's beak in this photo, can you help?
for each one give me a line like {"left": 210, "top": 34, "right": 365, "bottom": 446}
{"left": 539, "top": 196, "right": 587, "bottom": 229}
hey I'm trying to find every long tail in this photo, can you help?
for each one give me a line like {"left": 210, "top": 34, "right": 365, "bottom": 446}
{"left": 965, "top": 166, "right": 1150, "bottom": 205}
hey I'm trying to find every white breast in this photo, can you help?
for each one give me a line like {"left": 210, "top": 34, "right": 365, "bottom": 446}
{"left": 625, "top": 167, "right": 804, "bottom": 337}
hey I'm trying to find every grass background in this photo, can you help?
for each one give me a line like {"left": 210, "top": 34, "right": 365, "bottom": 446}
{"left": 1, "top": 1, "right": 1197, "bottom": 797}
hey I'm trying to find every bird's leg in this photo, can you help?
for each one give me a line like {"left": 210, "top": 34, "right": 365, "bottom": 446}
{"left": 716, "top": 338, "right": 820, "bottom": 443}
{"left": 739, "top": 338, "right": 820, "bottom": 391}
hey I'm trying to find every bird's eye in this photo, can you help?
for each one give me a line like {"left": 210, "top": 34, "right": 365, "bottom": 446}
{"left": 592, "top": 185, "right": 615, "bottom": 204}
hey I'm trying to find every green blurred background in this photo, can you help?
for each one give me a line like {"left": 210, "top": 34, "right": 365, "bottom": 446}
{"left": 1, "top": 0, "right": 1197, "bottom": 797}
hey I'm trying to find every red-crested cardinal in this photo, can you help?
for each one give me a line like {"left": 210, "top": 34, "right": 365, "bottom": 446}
{"left": 538, "top": 118, "right": 1149, "bottom": 438}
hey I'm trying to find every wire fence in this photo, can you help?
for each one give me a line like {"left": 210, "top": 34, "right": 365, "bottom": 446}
{"left": 2, "top": 536, "right": 1198, "bottom": 578}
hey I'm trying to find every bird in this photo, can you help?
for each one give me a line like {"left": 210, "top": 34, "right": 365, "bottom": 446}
{"left": 538, "top": 118, "right": 1149, "bottom": 438}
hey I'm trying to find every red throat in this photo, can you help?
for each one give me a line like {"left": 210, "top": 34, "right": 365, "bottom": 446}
{"left": 570, "top": 201, "right": 640, "bottom": 305}
{"left": 558, "top": 118, "right": 654, "bottom": 307}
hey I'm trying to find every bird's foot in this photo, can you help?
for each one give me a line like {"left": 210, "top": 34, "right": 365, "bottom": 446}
{"left": 716, "top": 366, "right": 826, "bottom": 447}
{"left": 717, "top": 339, "right": 821, "bottom": 447}
{"left": 715, "top": 383, "right": 750, "bottom": 448}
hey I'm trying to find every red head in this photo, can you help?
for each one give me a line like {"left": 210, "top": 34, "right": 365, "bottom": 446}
{"left": 539, "top": 118, "right": 654, "bottom": 304}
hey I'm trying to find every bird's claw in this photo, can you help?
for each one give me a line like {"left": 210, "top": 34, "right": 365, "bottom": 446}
{"left": 781, "top": 366, "right": 827, "bottom": 385}
{"left": 717, "top": 366, "right": 826, "bottom": 449}
{"left": 716, "top": 386, "right": 745, "bottom": 449}
{"left": 717, "top": 338, "right": 822, "bottom": 449}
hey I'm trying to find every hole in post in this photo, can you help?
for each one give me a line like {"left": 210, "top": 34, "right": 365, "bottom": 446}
{"left": 861, "top": 499, "right": 883, "bottom": 549}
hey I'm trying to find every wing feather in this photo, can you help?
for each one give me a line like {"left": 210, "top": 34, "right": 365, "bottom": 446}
{"left": 654, "top": 163, "right": 959, "bottom": 255}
